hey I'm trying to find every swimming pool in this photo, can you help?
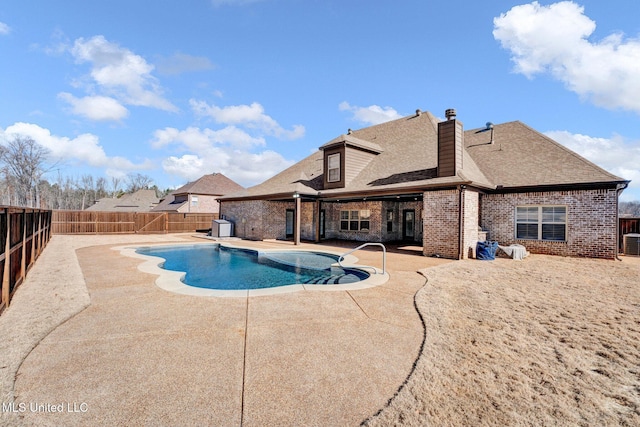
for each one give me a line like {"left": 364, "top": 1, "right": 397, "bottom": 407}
{"left": 134, "top": 244, "right": 370, "bottom": 291}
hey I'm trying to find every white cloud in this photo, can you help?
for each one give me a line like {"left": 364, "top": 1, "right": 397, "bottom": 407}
{"left": 162, "top": 155, "right": 206, "bottom": 181}
{"left": 0, "top": 22, "right": 10, "bottom": 35}
{"left": 190, "top": 100, "right": 305, "bottom": 140}
{"left": 58, "top": 93, "right": 129, "bottom": 121}
{"left": 155, "top": 52, "right": 215, "bottom": 75}
{"left": 546, "top": 130, "right": 640, "bottom": 199}
{"left": 154, "top": 101, "right": 301, "bottom": 185}
{"left": 0, "top": 122, "right": 150, "bottom": 173}
{"left": 41, "top": 28, "right": 70, "bottom": 56}
{"left": 339, "top": 101, "right": 403, "bottom": 125}
{"left": 494, "top": 1, "right": 640, "bottom": 114}
{"left": 151, "top": 126, "right": 294, "bottom": 186}
{"left": 66, "top": 35, "right": 177, "bottom": 118}
{"left": 152, "top": 126, "right": 264, "bottom": 151}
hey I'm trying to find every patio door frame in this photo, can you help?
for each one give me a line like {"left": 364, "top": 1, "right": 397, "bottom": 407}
{"left": 285, "top": 209, "right": 295, "bottom": 238}
{"left": 402, "top": 209, "right": 416, "bottom": 241}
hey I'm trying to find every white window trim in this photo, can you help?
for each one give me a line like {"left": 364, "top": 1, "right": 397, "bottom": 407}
{"left": 327, "top": 153, "right": 341, "bottom": 183}
{"left": 515, "top": 205, "right": 567, "bottom": 241}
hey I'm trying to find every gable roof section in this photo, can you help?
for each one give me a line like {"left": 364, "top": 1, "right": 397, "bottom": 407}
{"left": 152, "top": 194, "right": 187, "bottom": 212}
{"left": 464, "top": 121, "right": 625, "bottom": 189}
{"left": 86, "top": 189, "right": 159, "bottom": 212}
{"left": 153, "top": 173, "right": 245, "bottom": 212}
{"left": 320, "top": 133, "right": 384, "bottom": 153}
{"left": 173, "top": 173, "right": 244, "bottom": 196}
{"left": 221, "top": 111, "right": 627, "bottom": 201}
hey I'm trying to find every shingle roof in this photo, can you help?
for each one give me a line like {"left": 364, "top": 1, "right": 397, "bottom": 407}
{"left": 464, "top": 121, "right": 623, "bottom": 188}
{"left": 153, "top": 173, "right": 245, "bottom": 211}
{"left": 86, "top": 189, "right": 159, "bottom": 212}
{"left": 173, "top": 173, "right": 244, "bottom": 196}
{"left": 221, "top": 111, "right": 627, "bottom": 201}
{"left": 320, "top": 134, "right": 384, "bottom": 153}
{"left": 152, "top": 195, "right": 187, "bottom": 212}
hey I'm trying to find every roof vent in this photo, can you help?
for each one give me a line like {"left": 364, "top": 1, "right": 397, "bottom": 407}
{"left": 445, "top": 108, "right": 456, "bottom": 120}
{"left": 486, "top": 122, "right": 495, "bottom": 144}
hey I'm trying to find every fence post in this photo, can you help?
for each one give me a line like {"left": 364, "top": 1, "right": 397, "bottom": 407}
{"left": 2, "top": 210, "right": 11, "bottom": 308}
{"left": 36, "top": 212, "right": 42, "bottom": 256}
{"left": 31, "top": 210, "right": 36, "bottom": 265}
{"left": 20, "top": 209, "right": 27, "bottom": 280}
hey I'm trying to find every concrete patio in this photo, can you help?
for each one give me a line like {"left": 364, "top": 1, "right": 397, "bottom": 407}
{"left": 0, "top": 234, "right": 450, "bottom": 426}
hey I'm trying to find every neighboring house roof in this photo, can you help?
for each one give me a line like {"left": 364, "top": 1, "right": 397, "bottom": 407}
{"left": 221, "top": 110, "right": 628, "bottom": 201}
{"left": 153, "top": 173, "right": 245, "bottom": 212}
{"left": 86, "top": 189, "right": 159, "bottom": 212}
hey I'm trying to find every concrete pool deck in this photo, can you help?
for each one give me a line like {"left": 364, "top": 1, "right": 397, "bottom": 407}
{"left": 0, "top": 234, "right": 450, "bottom": 426}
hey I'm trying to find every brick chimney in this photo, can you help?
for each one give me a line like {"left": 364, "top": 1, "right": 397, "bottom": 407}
{"left": 437, "top": 108, "right": 464, "bottom": 177}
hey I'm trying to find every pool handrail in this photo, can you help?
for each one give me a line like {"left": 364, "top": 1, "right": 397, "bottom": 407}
{"left": 337, "top": 243, "right": 386, "bottom": 275}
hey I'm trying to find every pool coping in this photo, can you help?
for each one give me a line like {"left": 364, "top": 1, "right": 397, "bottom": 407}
{"left": 114, "top": 241, "right": 390, "bottom": 297}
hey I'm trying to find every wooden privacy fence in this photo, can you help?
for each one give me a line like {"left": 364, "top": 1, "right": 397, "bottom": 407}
{"left": 1, "top": 207, "right": 52, "bottom": 313}
{"left": 51, "top": 211, "right": 219, "bottom": 234}
{"left": 620, "top": 217, "right": 640, "bottom": 250}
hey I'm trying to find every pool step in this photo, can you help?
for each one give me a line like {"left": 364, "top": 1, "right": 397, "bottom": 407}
{"left": 305, "top": 273, "right": 361, "bottom": 285}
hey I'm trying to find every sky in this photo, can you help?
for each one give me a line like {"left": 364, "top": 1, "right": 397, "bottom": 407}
{"left": 0, "top": 0, "right": 639, "bottom": 200}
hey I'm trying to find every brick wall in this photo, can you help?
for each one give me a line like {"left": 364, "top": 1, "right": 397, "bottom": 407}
{"left": 179, "top": 194, "right": 220, "bottom": 213}
{"left": 300, "top": 201, "right": 316, "bottom": 241}
{"left": 481, "top": 189, "right": 618, "bottom": 259}
{"left": 221, "top": 200, "right": 313, "bottom": 241}
{"left": 324, "top": 201, "right": 383, "bottom": 242}
{"left": 423, "top": 189, "right": 460, "bottom": 259}
{"left": 220, "top": 200, "right": 266, "bottom": 240}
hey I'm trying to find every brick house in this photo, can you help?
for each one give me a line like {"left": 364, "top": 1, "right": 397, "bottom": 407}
{"left": 219, "top": 109, "right": 629, "bottom": 259}
{"left": 153, "top": 173, "right": 244, "bottom": 214}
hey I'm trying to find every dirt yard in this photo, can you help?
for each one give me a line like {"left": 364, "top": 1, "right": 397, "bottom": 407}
{"left": 365, "top": 254, "right": 640, "bottom": 426}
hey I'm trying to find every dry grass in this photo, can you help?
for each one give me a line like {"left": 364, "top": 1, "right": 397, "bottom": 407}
{"left": 364, "top": 255, "right": 640, "bottom": 427}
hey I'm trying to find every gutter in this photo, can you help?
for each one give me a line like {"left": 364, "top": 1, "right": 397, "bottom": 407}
{"left": 218, "top": 180, "right": 482, "bottom": 203}
{"left": 490, "top": 180, "right": 630, "bottom": 194}
{"left": 615, "top": 182, "right": 629, "bottom": 261}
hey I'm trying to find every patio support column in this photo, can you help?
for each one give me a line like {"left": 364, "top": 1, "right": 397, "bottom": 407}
{"left": 294, "top": 196, "right": 301, "bottom": 245}
{"left": 315, "top": 200, "right": 321, "bottom": 243}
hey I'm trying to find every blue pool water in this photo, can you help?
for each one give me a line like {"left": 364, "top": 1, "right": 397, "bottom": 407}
{"left": 136, "top": 244, "right": 369, "bottom": 290}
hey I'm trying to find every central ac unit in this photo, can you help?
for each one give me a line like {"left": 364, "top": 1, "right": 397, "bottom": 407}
{"left": 623, "top": 233, "right": 640, "bottom": 256}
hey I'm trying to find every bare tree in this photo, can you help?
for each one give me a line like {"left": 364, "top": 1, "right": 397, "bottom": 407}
{"left": 0, "top": 136, "right": 50, "bottom": 207}
{"left": 111, "top": 176, "right": 122, "bottom": 198}
{"left": 95, "top": 176, "right": 108, "bottom": 200}
{"left": 80, "top": 174, "right": 94, "bottom": 210}
{"left": 620, "top": 201, "right": 640, "bottom": 217}
{"left": 126, "top": 173, "right": 154, "bottom": 193}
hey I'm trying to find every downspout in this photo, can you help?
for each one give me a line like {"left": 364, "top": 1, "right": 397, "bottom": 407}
{"left": 458, "top": 185, "right": 465, "bottom": 260}
{"left": 615, "top": 184, "right": 626, "bottom": 261}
